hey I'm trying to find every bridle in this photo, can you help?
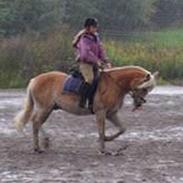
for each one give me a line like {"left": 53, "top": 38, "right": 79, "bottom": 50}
{"left": 129, "top": 90, "right": 147, "bottom": 103}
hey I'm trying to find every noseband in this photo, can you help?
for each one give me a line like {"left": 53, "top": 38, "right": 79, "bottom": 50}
{"left": 129, "top": 91, "right": 146, "bottom": 103}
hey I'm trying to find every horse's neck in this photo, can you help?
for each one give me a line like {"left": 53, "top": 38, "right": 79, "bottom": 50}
{"left": 94, "top": 71, "right": 129, "bottom": 110}
{"left": 103, "top": 70, "right": 132, "bottom": 93}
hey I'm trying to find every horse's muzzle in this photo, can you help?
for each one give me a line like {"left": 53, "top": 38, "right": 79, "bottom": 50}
{"left": 132, "top": 96, "right": 146, "bottom": 111}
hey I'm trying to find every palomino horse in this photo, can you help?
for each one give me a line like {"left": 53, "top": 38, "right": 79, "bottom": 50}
{"left": 14, "top": 66, "right": 158, "bottom": 154}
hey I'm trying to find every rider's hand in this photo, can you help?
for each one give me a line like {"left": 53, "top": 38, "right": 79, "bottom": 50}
{"left": 97, "top": 61, "right": 102, "bottom": 67}
{"left": 105, "top": 63, "right": 112, "bottom": 69}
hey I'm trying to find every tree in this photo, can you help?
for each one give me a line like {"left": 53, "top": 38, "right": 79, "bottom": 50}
{"left": 3, "top": 0, "right": 182, "bottom": 36}
{"left": 0, "top": 0, "right": 16, "bottom": 35}
{"left": 0, "top": 0, "right": 65, "bottom": 36}
{"left": 64, "top": 0, "right": 156, "bottom": 31}
{"left": 152, "top": 0, "right": 183, "bottom": 27}
{"left": 63, "top": 0, "right": 98, "bottom": 29}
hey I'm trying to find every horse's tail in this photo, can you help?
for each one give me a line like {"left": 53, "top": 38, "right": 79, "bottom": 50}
{"left": 14, "top": 81, "right": 34, "bottom": 132}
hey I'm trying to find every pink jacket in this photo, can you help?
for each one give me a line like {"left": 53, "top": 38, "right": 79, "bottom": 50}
{"left": 73, "top": 30, "right": 108, "bottom": 64}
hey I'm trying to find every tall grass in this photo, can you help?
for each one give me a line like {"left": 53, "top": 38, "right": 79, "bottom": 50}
{"left": 105, "top": 28, "right": 183, "bottom": 81}
{"left": 0, "top": 28, "right": 74, "bottom": 88}
{"left": 0, "top": 28, "right": 183, "bottom": 88}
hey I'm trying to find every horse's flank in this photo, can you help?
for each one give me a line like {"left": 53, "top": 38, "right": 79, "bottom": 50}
{"left": 29, "top": 71, "right": 92, "bottom": 115}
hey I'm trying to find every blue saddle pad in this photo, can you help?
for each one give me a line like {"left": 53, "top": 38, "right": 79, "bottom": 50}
{"left": 63, "top": 75, "right": 83, "bottom": 94}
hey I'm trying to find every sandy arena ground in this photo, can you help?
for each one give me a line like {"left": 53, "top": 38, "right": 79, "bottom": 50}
{"left": 0, "top": 86, "right": 183, "bottom": 183}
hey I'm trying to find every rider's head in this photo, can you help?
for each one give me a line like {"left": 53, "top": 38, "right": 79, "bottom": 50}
{"left": 84, "top": 18, "right": 98, "bottom": 34}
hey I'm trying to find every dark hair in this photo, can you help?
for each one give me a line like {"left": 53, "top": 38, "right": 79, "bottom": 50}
{"left": 84, "top": 18, "right": 98, "bottom": 28}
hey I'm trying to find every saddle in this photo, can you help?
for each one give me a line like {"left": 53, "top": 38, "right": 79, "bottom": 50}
{"left": 63, "top": 70, "right": 84, "bottom": 94}
{"left": 62, "top": 70, "right": 99, "bottom": 109}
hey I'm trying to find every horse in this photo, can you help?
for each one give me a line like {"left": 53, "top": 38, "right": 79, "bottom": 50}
{"left": 14, "top": 66, "right": 158, "bottom": 155}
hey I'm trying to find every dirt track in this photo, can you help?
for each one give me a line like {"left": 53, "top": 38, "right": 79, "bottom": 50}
{"left": 0, "top": 86, "right": 183, "bottom": 183}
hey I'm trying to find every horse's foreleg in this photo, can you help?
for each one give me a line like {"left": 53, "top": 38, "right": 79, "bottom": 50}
{"left": 104, "top": 130, "right": 125, "bottom": 142}
{"left": 105, "top": 113, "right": 126, "bottom": 142}
{"left": 96, "top": 110, "right": 110, "bottom": 154}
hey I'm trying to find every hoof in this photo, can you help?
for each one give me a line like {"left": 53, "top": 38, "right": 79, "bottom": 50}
{"left": 99, "top": 151, "right": 124, "bottom": 156}
{"left": 98, "top": 150, "right": 112, "bottom": 156}
{"left": 114, "top": 144, "right": 129, "bottom": 156}
{"left": 98, "top": 149, "right": 125, "bottom": 156}
{"left": 34, "top": 148, "right": 44, "bottom": 154}
{"left": 118, "top": 128, "right": 126, "bottom": 136}
{"left": 112, "top": 151, "right": 123, "bottom": 156}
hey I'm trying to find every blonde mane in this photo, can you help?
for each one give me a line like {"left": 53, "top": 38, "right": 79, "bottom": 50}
{"left": 104, "top": 65, "right": 151, "bottom": 75}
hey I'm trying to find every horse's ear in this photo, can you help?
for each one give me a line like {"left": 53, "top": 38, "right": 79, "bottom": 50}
{"left": 153, "top": 71, "right": 159, "bottom": 79}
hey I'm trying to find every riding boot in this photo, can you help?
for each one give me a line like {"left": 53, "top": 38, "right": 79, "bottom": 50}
{"left": 87, "top": 79, "right": 98, "bottom": 112}
{"left": 79, "top": 82, "right": 91, "bottom": 108}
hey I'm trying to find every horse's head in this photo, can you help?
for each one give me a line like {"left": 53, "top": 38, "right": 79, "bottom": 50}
{"left": 130, "top": 71, "right": 159, "bottom": 111}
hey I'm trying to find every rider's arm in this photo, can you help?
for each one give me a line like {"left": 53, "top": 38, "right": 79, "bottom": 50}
{"left": 98, "top": 41, "right": 112, "bottom": 68}
{"left": 98, "top": 42, "right": 109, "bottom": 63}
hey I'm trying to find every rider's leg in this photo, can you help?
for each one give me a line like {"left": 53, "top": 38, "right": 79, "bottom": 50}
{"left": 88, "top": 66, "right": 99, "bottom": 109}
{"left": 79, "top": 82, "right": 91, "bottom": 107}
{"left": 87, "top": 78, "right": 98, "bottom": 108}
{"left": 79, "top": 63, "right": 94, "bottom": 108}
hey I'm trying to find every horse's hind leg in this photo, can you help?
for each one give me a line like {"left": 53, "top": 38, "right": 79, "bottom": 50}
{"left": 32, "top": 108, "right": 52, "bottom": 153}
{"left": 105, "top": 113, "right": 126, "bottom": 141}
{"left": 32, "top": 119, "right": 41, "bottom": 153}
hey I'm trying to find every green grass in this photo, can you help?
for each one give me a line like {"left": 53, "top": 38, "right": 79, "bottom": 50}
{"left": 0, "top": 28, "right": 74, "bottom": 88}
{"left": 148, "top": 28, "right": 183, "bottom": 48}
{"left": 105, "top": 28, "right": 183, "bottom": 81}
{"left": 1, "top": 28, "right": 183, "bottom": 88}
{"left": 115, "top": 28, "right": 183, "bottom": 47}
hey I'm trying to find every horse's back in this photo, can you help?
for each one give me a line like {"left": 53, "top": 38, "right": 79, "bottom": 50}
{"left": 31, "top": 71, "right": 67, "bottom": 87}
{"left": 32, "top": 71, "right": 67, "bottom": 80}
